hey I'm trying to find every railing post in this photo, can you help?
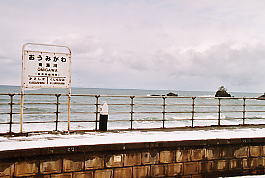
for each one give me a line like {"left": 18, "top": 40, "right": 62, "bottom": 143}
{"left": 130, "top": 96, "right": 134, "bottom": 130}
{"left": 191, "top": 97, "right": 196, "bottom": 127}
{"left": 218, "top": 98, "right": 221, "bottom": 126}
{"left": 9, "top": 94, "right": 14, "bottom": 134}
{"left": 67, "top": 93, "right": 71, "bottom": 131}
{"left": 95, "top": 95, "right": 100, "bottom": 131}
{"left": 19, "top": 92, "right": 24, "bottom": 133}
{"left": 162, "top": 97, "right": 166, "bottom": 128}
{"left": 55, "top": 94, "right": 61, "bottom": 131}
{"left": 242, "top": 97, "right": 246, "bottom": 125}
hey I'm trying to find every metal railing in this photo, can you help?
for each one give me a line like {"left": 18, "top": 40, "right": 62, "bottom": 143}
{"left": 0, "top": 93, "right": 265, "bottom": 134}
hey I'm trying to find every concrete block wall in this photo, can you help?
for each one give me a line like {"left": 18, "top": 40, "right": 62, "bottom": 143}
{"left": 1, "top": 138, "right": 265, "bottom": 177}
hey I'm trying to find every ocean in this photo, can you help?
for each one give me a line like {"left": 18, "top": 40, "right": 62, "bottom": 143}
{"left": 0, "top": 85, "right": 264, "bottom": 133}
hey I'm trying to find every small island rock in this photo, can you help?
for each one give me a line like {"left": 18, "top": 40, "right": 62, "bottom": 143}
{"left": 166, "top": 92, "right": 178, "bottom": 96}
{"left": 215, "top": 86, "right": 231, "bottom": 97}
{"left": 257, "top": 93, "right": 265, "bottom": 100}
{"left": 150, "top": 92, "right": 178, "bottom": 97}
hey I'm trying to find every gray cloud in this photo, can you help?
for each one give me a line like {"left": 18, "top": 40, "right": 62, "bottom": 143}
{"left": 1, "top": 0, "right": 265, "bottom": 92}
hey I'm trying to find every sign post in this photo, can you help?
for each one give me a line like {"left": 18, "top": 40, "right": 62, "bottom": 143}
{"left": 21, "top": 43, "right": 71, "bottom": 132}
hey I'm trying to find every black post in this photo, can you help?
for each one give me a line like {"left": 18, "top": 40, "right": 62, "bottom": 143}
{"left": 55, "top": 94, "right": 60, "bottom": 131}
{"left": 162, "top": 97, "right": 166, "bottom": 128}
{"left": 243, "top": 97, "right": 246, "bottom": 125}
{"left": 9, "top": 94, "right": 14, "bottom": 134}
{"left": 95, "top": 95, "right": 100, "bottom": 131}
{"left": 191, "top": 97, "right": 195, "bottom": 127}
{"left": 99, "top": 102, "right": 108, "bottom": 131}
{"left": 218, "top": 98, "right": 221, "bottom": 126}
{"left": 130, "top": 96, "right": 134, "bottom": 130}
{"left": 99, "top": 115, "right": 108, "bottom": 131}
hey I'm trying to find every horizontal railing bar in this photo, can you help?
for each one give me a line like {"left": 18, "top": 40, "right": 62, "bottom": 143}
{"left": 7, "top": 117, "right": 264, "bottom": 125}
{"left": 193, "top": 111, "right": 221, "bottom": 113}
{"left": 4, "top": 103, "right": 265, "bottom": 107}
{"left": 164, "top": 104, "right": 192, "bottom": 106}
{"left": 136, "top": 111, "right": 182, "bottom": 114}
{"left": 70, "top": 103, "right": 95, "bottom": 105}
{"left": 23, "top": 121, "right": 57, "bottom": 124}
{"left": 0, "top": 93, "right": 67, "bottom": 96}
{"left": 192, "top": 119, "right": 219, "bottom": 120}
{"left": 218, "top": 104, "right": 244, "bottom": 107}
{"left": 220, "top": 117, "right": 265, "bottom": 120}
{"left": 164, "top": 119, "right": 192, "bottom": 121}
{"left": 134, "top": 104, "right": 164, "bottom": 106}
{"left": 108, "top": 120, "right": 135, "bottom": 122}
{"left": 9, "top": 121, "right": 55, "bottom": 124}
{"left": 3, "top": 111, "right": 255, "bottom": 115}
{"left": 7, "top": 117, "right": 265, "bottom": 124}
{"left": 244, "top": 118, "right": 265, "bottom": 120}
{"left": 196, "top": 104, "right": 242, "bottom": 107}
{"left": 219, "top": 111, "right": 244, "bottom": 113}
{"left": 12, "top": 103, "right": 58, "bottom": 105}
{"left": 246, "top": 105, "right": 265, "bottom": 107}
{"left": 104, "top": 104, "right": 131, "bottom": 106}
{"left": 0, "top": 103, "right": 228, "bottom": 107}
{"left": 2, "top": 110, "right": 264, "bottom": 114}
{"left": 17, "top": 112, "right": 56, "bottom": 114}
{"left": 70, "top": 112, "right": 96, "bottom": 114}
{"left": 107, "top": 111, "right": 190, "bottom": 114}
{"left": 192, "top": 104, "right": 218, "bottom": 107}
{"left": 0, "top": 122, "right": 10, "bottom": 124}
{"left": 64, "top": 120, "right": 95, "bottom": 122}
{"left": 0, "top": 102, "right": 69, "bottom": 105}
{"left": 8, "top": 103, "right": 265, "bottom": 107}
{"left": 130, "top": 119, "right": 165, "bottom": 122}
{"left": 165, "top": 119, "right": 218, "bottom": 121}
{"left": 108, "top": 112, "right": 139, "bottom": 114}
{"left": 0, "top": 93, "right": 263, "bottom": 100}
{"left": 9, "top": 120, "right": 96, "bottom": 124}
{"left": 74, "top": 103, "right": 202, "bottom": 106}
{"left": 0, "top": 112, "right": 57, "bottom": 115}
{"left": 3, "top": 103, "right": 240, "bottom": 107}
{"left": 246, "top": 111, "right": 265, "bottom": 112}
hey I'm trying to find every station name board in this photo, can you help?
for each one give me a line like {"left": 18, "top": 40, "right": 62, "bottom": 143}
{"left": 22, "top": 50, "right": 71, "bottom": 88}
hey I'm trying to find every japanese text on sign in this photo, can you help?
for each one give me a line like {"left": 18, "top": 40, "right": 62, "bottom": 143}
{"left": 22, "top": 50, "right": 71, "bottom": 88}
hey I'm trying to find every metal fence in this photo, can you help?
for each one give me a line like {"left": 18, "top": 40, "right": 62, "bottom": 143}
{"left": 0, "top": 93, "right": 265, "bottom": 134}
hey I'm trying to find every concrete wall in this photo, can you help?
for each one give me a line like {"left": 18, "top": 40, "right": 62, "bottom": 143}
{"left": 1, "top": 137, "right": 265, "bottom": 177}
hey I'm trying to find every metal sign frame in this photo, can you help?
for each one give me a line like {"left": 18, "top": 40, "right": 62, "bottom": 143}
{"left": 20, "top": 43, "right": 72, "bottom": 133}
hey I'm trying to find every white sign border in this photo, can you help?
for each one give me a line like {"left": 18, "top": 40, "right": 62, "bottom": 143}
{"left": 20, "top": 43, "right": 72, "bottom": 133}
{"left": 21, "top": 43, "right": 72, "bottom": 89}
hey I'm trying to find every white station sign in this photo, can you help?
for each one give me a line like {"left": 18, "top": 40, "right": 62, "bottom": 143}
{"left": 22, "top": 50, "right": 71, "bottom": 88}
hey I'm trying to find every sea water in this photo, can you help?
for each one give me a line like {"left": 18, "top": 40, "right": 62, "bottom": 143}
{"left": 0, "top": 85, "right": 264, "bottom": 133}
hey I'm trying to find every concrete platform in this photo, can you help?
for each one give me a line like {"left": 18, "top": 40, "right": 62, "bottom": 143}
{"left": 0, "top": 126, "right": 265, "bottom": 151}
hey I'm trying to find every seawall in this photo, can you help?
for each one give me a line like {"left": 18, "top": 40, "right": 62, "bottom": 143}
{"left": 1, "top": 137, "right": 265, "bottom": 177}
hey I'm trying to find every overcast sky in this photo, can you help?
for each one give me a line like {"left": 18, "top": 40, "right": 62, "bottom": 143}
{"left": 1, "top": 0, "right": 265, "bottom": 92}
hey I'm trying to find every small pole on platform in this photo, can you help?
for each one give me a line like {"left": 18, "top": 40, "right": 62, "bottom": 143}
{"left": 95, "top": 95, "right": 100, "bottom": 131}
{"left": 67, "top": 92, "right": 71, "bottom": 131}
{"left": 9, "top": 94, "right": 14, "bottom": 134}
{"left": 191, "top": 97, "right": 196, "bottom": 127}
{"left": 20, "top": 45, "right": 25, "bottom": 133}
{"left": 218, "top": 98, "right": 221, "bottom": 126}
{"left": 162, "top": 97, "right": 166, "bottom": 128}
{"left": 243, "top": 97, "right": 246, "bottom": 125}
{"left": 130, "top": 96, "right": 134, "bottom": 130}
{"left": 19, "top": 91, "right": 24, "bottom": 133}
{"left": 55, "top": 94, "right": 61, "bottom": 131}
{"left": 99, "top": 102, "right": 109, "bottom": 131}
